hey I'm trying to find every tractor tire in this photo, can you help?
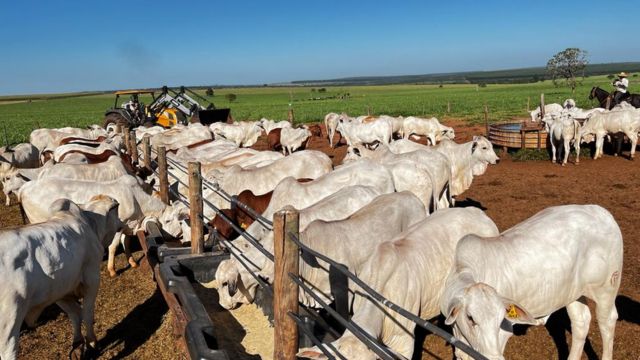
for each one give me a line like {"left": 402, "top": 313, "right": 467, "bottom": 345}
{"left": 103, "top": 113, "right": 130, "bottom": 130}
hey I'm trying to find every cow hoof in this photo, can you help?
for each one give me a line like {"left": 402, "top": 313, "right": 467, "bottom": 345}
{"left": 561, "top": 163, "right": 566, "bottom": 167}
{"left": 69, "top": 340, "right": 85, "bottom": 360}
{"left": 108, "top": 269, "right": 117, "bottom": 277}
{"left": 128, "top": 259, "right": 138, "bottom": 268}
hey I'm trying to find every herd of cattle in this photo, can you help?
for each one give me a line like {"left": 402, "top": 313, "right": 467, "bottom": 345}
{"left": 0, "top": 110, "right": 627, "bottom": 360}
{"left": 534, "top": 99, "right": 640, "bottom": 165}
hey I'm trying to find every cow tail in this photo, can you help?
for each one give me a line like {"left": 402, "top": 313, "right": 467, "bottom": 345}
{"left": 573, "top": 120, "right": 581, "bottom": 145}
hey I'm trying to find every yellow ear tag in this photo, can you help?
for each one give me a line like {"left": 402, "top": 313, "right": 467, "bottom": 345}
{"left": 507, "top": 304, "right": 518, "bottom": 319}
{"left": 240, "top": 223, "right": 248, "bottom": 230}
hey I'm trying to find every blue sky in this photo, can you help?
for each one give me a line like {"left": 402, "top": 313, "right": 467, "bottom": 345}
{"left": 1, "top": 0, "right": 638, "bottom": 95}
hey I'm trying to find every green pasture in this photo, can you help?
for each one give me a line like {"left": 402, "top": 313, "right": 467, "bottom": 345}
{"left": 0, "top": 74, "right": 637, "bottom": 144}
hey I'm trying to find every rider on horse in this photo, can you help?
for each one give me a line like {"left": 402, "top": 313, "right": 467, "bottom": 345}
{"left": 612, "top": 72, "right": 630, "bottom": 105}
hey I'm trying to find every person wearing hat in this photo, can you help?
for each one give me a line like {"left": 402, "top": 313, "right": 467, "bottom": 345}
{"left": 612, "top": 72, "right": 630, "bottom": 105}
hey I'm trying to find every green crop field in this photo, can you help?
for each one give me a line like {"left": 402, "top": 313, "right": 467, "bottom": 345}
{"left": 0, "top": 74, "right": 637, "bottom": 144}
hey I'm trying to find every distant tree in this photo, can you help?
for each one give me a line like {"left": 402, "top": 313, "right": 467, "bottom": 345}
{"left": 532, "top": 74, "right": 540, "bottom": 82}
{"left": 546, "top": 48, "right": 588, "bottom": 94}
{"left": 438, "top": 83, "right": 443, "bottom": 88}
{"left": 205, "top": 87, "right": 214, "bottom": 96}
{"left": 225, "top": 93, "right": 237, "bottom": 102}
{"left": 607, "top": 74, "right": 615, "bottom": 80}
{"left": 311, "top": 88, "right": 316, "bottom": 92}
{"left": 634, "top": 74, "right": 638, "bottom": 78}
{"left": 478, "top": 83, "right": 487, "bottom": 88}
{"left": 318, "top": 88, "right": 327, "bottom": 93}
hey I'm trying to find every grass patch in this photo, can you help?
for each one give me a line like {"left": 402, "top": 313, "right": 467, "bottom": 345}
{"left": 511, "top": 149, "right": 550, "bottom": 162}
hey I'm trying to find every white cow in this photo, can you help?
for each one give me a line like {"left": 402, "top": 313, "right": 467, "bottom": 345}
{"left": 150, "top": 123, "right": 212, "bottom": 151}
{"left": 402, "top": 116, "right": 455, "bottom": 145}
{"left": 299, "top": 207, "right": 499, "bottom": 360}
{"left": 210, "top": 122, "right": 262, "bottom": 147}
{"left": 0, "top": 196, "right": 121, "bottom": 360}
{"left": 0, "top": 143, "right": 39, "bottom": 175}
{"left": 546, "top": 113, "right": 582, "bottom": 165}
{"left": 258, "top": 118, "right": 291, "bottom": 135}
{"left": 216, "top": 185, "right": 382, "bottom": 309}
{"left": 19, "top": 175, "right": 184, "bottom": 277}
{"left": 336, "top": 117, "right": 393, "bottom": 147}
{"left": 441, "top": 205, "right": 622, "bottom": 360}
{"left": 217, "top": 191, "right": 423, "bottom": 310}
{"left": 530, "top": 103, "right": 563, "bottom": 122}
{"left": 579, "top": 108, "right": 640, "bottom": 159}
{"left": 280, "top": 127, "right": 311, "bottom": 155}
{"left": 324, "top": 112, "right": 344, "bottom": 148}
{"left": 343, "top": 144, "right": 453, "bottom": 209}
{"left": 433, "top": 136, "right": 500, "bottom": 197}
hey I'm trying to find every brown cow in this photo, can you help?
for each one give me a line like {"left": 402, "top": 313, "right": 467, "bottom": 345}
{"left": 210, "top": 178, "right": 314, "bottom": 240}
{"left": 267, "top": 128, "right": 283, "bottom": 152}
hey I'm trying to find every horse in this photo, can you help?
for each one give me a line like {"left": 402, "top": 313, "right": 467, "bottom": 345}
{"left": 589, "top": 86, "right": 640, "bottom": 109}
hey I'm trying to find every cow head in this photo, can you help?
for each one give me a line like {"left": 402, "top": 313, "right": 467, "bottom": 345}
{"left": 1, "top": 170, "right": 29, "bottom": 206}
{"left": 441, "top": 126, "right": 456, "bottom": 140}
{"left": 215, "top": 258, "right": 258, "bottom": 309}
{"left": 159, "top": 202, "right": 189, "bottom": 238}
{"left": 444, "top": 282, "right": 536, "bottom": 360}
{"left": 470, "top": 136, "right": 500, "bottom": 175}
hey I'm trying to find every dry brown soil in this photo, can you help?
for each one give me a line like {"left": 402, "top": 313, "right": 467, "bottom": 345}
{"left": 2, "top": 119, "right": 638, "bottom": 359}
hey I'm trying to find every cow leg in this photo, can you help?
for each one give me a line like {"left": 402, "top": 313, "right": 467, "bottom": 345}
{"left": 56, "top": 298, "right": 83, "bottom": 348}
{"left": 574, "top": 140, "right": 580, "bottom": 164}
{"left": 121, "top": 235, "right": 137, "bottom": 268}
{"left": 562, "top": 138, "right": 570, "bottom": 166}
{"left": 565, "top": 297, "right": 591, "bottom": 360}
{"left": 107, "top": 231, "right": 124, "bottom": 277}
{"left": 0, "top": 308, "right": 22, "bottom": 360}
{"left": 626, "top": 132, "right": 637, "bottom": 160}
{"left": 591, "top": 284, "right": 619, "bottom": 360}
{"left": 595, "top": 135, "right": 605, "bottom": 159}
{"left": 5, "top": 193, "right": 10, "bottom": 206}
{"left": 551, "top": 139, "right": 557, "bottom": 163}
{"left": 81, "top": 265, "right": 101, "bottom": 348}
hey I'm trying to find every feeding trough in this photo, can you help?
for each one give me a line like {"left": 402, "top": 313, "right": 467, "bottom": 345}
{"left": 488, "top": 120, "right": 548, "bottom": 150}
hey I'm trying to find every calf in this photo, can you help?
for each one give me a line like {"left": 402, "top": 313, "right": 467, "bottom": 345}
{"left": 402, "top": 116, "right": 455, "bottom": 145}
{"left": 0, "top": 196, "right": 121, "bottom": 359}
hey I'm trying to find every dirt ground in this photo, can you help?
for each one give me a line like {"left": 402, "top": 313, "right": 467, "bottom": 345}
{"left": 2, "top": 119, "right": 639, "bottom": 359}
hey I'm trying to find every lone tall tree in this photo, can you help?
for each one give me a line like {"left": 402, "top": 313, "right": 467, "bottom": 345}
{"left": 546, "top": 48, "right": 588, "bottom": 94}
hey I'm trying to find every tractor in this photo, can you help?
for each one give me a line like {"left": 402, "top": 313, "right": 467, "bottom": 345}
{"left": 103, "top": 86, "right": 230, "bottom": 129}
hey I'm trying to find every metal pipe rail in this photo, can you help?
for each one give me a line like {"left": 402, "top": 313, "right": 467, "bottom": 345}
{"left": 289, "top": 313, "right": 345, "bottom": 360}
{"left": 289, "top": 275, "right": 399, "bottom": 360}
{"left": 219, "top": 238, "right": 274, "bottom": 297}
{"left": 288, "top": 232, "right": 490, "bottom": 360}
{"left": 162, "top": 150, "right": 273, "bottom": 230}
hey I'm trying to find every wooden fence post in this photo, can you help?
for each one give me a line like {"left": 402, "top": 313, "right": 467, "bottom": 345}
{"left": 129, "top": 130, "right": 138, "bottom": 165}
{"left": 540, "top": 93, "right": 545, "bottom": 119}
{"left": 447, "top": 101, "right": 451, "bottom": 113}
{"left": 123, "top": 128, "right": 131, "bottom": 154}
{"left": 273, "top": 206, "right": 300, "bottom": 360}
{"left": 188, "top": 162, "right": 204, "bottom": 254}
{"left": 158, "top": 146, "right": 170, "bottom": 205}
{"left": 527, "top": 97, "right": 530, "bottom": 112}
{"left": 142, "top": 137, "right": 151, "bottom": 171}
{"left": 484, "top": 105, "right": 489, "bottom": 136}
{"left": 367, "top": 106, "right": 371, "bottom": 115}
{"left": 288, "top": 107, "right": 295, "bottom": 124}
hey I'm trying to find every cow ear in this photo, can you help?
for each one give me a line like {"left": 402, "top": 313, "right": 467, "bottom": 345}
{"left": 471, "top": 141, "right": 478, "bottom": 153}
{"left": 502, "top": 298, "right": 536, "bottom": 325}
{"left": 227, "top": 276, "right": 238, "bottom": 297}
{"left": 352, "top": 147, "right": 361, "bottom": 156}
{"left": 444, "top": 298, "right": 462, "bottom": 326}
